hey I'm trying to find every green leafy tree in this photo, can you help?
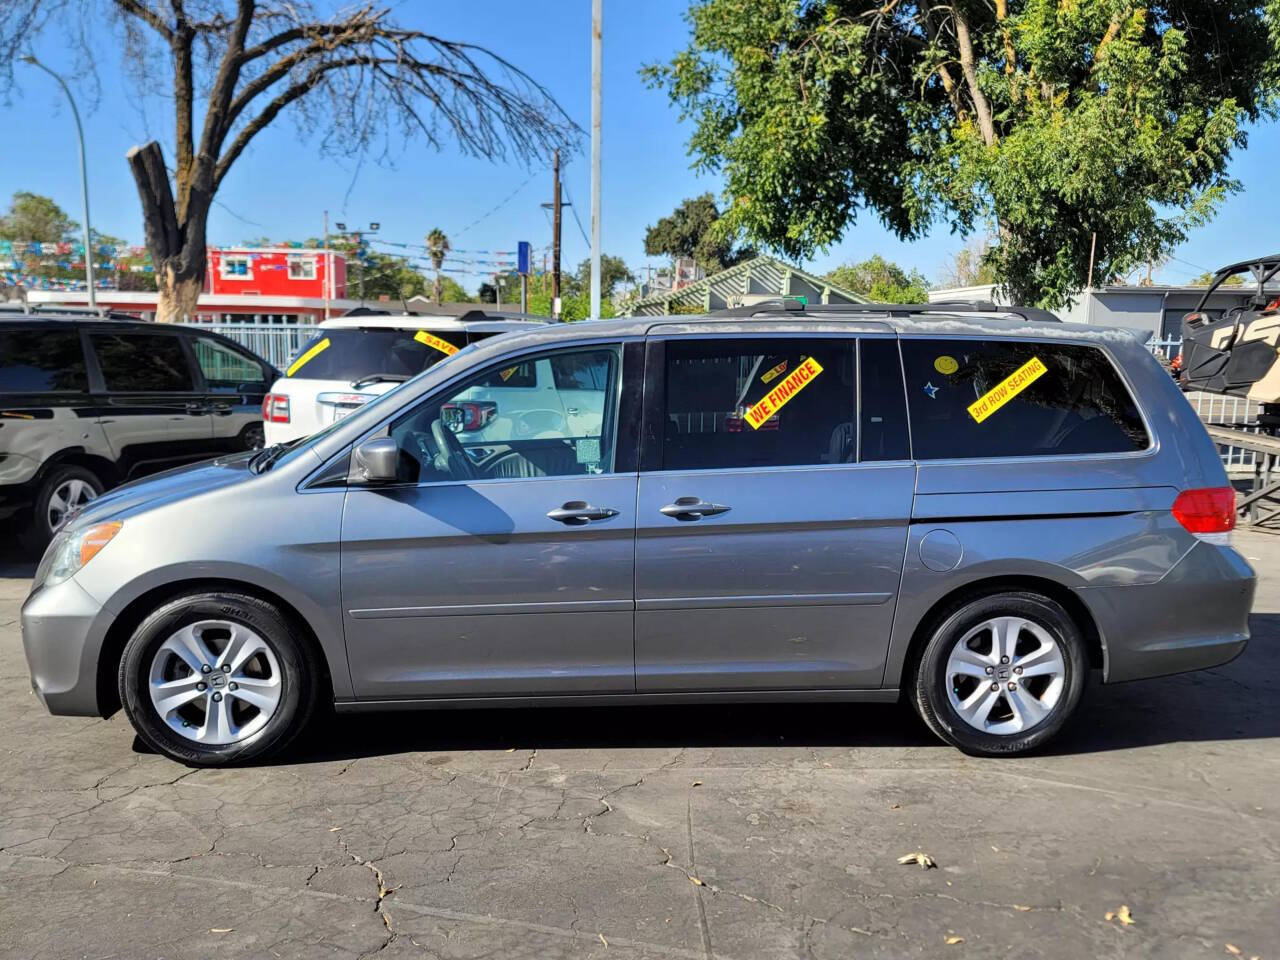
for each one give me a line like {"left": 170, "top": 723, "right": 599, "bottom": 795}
{"left": 643, "top": 193, "right": 754, "bottom": 273}
{"left": 426, "top": 228, "right": 451, "bottom": 305}
{"left": 647, "top": 1, "right": 1280, "bottom": 307}
{"left": 0, "top": 191, "right": 78, "bottom": 242}
{"left": 1191, "top": 271, "right": 1244, "bottom": 286}
{"left": 569, "top": 255, "right": 635, "bottom": 299}
{"left": 939, "top": 236, "right": 999, "bottom": 289}
{"left": 826, "top": 255, "right": 929, "bottom": 303}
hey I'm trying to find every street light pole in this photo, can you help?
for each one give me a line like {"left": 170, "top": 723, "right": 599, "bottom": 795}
{"left": 21, "top": 56, "right": 96, "bottom": 310}
{"left": 589, "top": 0, "right": 603, "bottom": 320}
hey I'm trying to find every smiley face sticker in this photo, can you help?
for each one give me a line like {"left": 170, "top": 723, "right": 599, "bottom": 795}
{"left": 934, "top": 355, "right": 959, "bottom": 375}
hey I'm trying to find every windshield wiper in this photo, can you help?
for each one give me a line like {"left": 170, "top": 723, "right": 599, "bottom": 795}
{"left": 250, "top": 441, "right": 298, "bottom": 474}
{"left": 351, "top": 373, "right": 410, "bottom": 390}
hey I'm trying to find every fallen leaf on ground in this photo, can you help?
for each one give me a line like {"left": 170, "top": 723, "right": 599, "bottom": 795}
{"left": 891, "top": 803, "right": 901, "bottom": 810}
{"left": 1104, "top": 905, "right": 1135, "bottom": 926}
{"left": 505, "top": 747, "right": 516, "bottom": 752}
{"left": 599, "top": 933, "right": 609, "bottom": 948}
{"left": 898, "top": 852, "right": 936, "bottom": 869}
{"left": 382, "top": 913, "right": 392, "bottom": 930}
{"left": 689, "top": 876, "right": 705, "bottom": 886}
{"left": 1225, "top": 947, "right": 1241, "bottom": 957}
{"left": 210, "top": 928, "right": 233, "bottom": 934}
{"left": 1014, "top": 905, "right": 1032, "bottom": 912}
{"left": 329, "top": 826, "right": 342, "bottom": 832}
{"left": 692, "top": 780, "right": 703, "bottom": 787}
{"left": 945, "top": 934, "right": 964, "bottom": 945}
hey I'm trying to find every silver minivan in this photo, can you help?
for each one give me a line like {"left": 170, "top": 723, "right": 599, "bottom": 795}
{"left": 20, "top": 307, "right": 1256, "bottom": 765}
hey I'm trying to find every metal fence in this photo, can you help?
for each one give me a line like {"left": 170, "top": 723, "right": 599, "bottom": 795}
{"left": 178, "top": 321, "right": 313, "bottom": 371}
{"left": 1147, "top": 334, "right": 1262, "bottom": 472}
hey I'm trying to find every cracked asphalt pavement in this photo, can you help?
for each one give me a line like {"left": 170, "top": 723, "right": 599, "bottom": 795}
{"left": 1, "top": 533, "right": 1278, "bottom": 959}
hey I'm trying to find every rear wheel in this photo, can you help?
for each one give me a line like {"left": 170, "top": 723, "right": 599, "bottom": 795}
{"left": 913, "top": 591, "right": 1087, "bottom": 756}
{"left": 119, "top": 591, "right": 319, "bottom": 766}
{"left": 240, "top": 422, "right": 265, "bottom": 451}
{"left": 21, "top": 464, "right": 103, "bottom": 553}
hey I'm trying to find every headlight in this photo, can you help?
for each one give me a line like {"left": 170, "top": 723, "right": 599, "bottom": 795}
{"left": 38, "top": 521, "right": 123, "bottom": 588}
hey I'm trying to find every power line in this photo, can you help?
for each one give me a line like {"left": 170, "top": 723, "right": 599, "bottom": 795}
{"left": 561, "top": 181, "right": 591, "bottom": 248}
{"left": 452, "top": 168, "right": 544, "bottom": 239}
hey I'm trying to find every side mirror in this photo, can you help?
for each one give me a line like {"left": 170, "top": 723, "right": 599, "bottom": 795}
{"left": 353, "top": 437, "right": 398, "bottom": 483}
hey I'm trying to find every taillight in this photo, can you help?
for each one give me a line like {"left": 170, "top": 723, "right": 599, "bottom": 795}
{"left": 1172, "top": 486, "right": 1235, "bottom": 543}
{"left": 263, "top": 393, "right": 291, "bottom": 423}
{"left": 441, "top": 400, "right": 497, "bottom": 432}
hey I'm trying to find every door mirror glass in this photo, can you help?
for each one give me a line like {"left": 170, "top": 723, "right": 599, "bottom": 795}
{"left": 353, "top": 437, "right": 399, "bottom": 483}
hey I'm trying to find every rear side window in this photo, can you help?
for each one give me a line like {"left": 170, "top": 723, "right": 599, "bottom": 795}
{"left": 0, "top": 329, "right": 87, "bottom": 392}
{"left": 285, "top": 328, "right": 468, "bottom": 380}
{"left": 900, "top": 339, "right": 1148, "bottom": 459}
{"left": 91, "top": 333, "right": 195, "bottom": 392}
{"left": 660, "top": 338, "right": 857, "bottom": 471}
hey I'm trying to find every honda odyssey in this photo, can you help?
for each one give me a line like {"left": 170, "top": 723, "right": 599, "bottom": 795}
{"left": 20, "top": 305, "right": 1255, "bottom": 765}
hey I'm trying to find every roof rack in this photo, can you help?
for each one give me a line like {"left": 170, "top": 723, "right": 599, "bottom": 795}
{"left": 0, "top": 304, "right": 144, "bottom": 322}
{"left": 711, "top": 299, "right": 1062, "bottom": 324}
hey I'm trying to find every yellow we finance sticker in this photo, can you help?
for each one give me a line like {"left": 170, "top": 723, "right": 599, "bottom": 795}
{"left": 744, "top": 357, "right": 824, "bottom": 429}
{"left": 967, "top": 356, "right": 1047, "bottom": 424}
{"left": 414, "top": 331, "right": 459, "bottom": 356}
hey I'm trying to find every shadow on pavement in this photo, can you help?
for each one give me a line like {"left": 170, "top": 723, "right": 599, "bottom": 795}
{"left": 277, "top": 613, "right": 1280, "bottom": 765}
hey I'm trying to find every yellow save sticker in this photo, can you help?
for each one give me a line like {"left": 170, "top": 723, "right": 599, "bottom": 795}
{"left": 286, "top": 337, "right": 330, "bottom": 377}
{"left": 499, "top": 366, "right": 518, "bottom": 382}
{"left": 967, "top": 356, "right": 1048, "bottom": 424}
{"left": 761, "top": 359, "right": 788, "bottom": 384}
{"left": 414, "top": 331, "right": 459, "bottom": 356}
{"left": 744, "top": 357, "right": 824, "bottom": 429}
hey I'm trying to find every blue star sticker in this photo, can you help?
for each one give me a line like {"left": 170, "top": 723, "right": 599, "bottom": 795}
{"left": 923, "top": 381, "right": 940, "bottom": 399}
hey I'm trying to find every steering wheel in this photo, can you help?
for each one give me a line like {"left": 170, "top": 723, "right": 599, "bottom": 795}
{"left": 431, "top": 417, "right": 477, "bottom": 481}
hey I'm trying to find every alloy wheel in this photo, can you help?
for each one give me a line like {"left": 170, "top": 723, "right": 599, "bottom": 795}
{"left": 47, "top": 478, "right": 97, "bottom": 533}
{"left": 148, "top": 620, "right": 282, "bottom": 745}
{"left": 945, "top": 616, "right": 1066, "bottom": 735}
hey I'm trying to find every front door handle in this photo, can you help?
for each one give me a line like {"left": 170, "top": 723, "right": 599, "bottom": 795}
{"left": 659, "top": 497, "right": 731, "bottom": 521}
{"left": 184, "top": 402, "right": 208, "bottom": 414}
{"left": 547, "top": 501, "right": 620, "bottom": 525}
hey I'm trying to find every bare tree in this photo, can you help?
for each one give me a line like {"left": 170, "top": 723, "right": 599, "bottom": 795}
{"left": 1, "top": 1, "right": 579, "bottom": 321}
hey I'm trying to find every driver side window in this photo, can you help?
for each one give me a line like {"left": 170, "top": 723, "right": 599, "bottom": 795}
{"left": 389, "top": 345, "right": 621, "bottom": 484}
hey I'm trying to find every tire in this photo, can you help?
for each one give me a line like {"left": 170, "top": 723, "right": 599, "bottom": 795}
{"left": 912, "top": 591, "right": 1087, "bottom": 756}
{"left": 118, "top": 591, "right": 319, "bottom": 766}
{"left": 20, "top": 464, "right": 103, "bottom": 554}
{"left": 240, "top": 422, "right": 265, "bottom": 451}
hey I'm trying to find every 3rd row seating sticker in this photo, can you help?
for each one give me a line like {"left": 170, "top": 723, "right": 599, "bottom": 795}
{"left": 967, "top": 356, "right": 1047, "bottom": 424}
{"left": 415, "top": 331, "right": 460, "bottom": 356}
{"left": 744, "top": 357, "right": 824, "bottom": 429}
{"left": 286, "top": 337, "right": 330, "bottom": 377}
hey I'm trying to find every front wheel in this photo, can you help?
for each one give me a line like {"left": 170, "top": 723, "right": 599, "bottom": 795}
{"left": 21, "top": 464, "right": 103, "bottom": 553}
{"left": 913, "top": 591, "right": 1087, "bottom": 756}
{"left": 118, "top": 592, "right": 319, "bottom": 766}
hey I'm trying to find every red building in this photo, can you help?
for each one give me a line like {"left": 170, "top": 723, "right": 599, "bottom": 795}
{"left": 205, "top": 247, "right": 346, "bottom": 299}
{"left": 26, "top": 247, "right": 358, "bottom": 323}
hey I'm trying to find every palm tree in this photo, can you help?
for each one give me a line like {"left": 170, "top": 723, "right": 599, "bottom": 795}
{"left": 426, "top": 228, "right": 450, "bottom": 305}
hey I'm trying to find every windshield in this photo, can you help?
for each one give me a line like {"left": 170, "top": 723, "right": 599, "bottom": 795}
{"left": 285, "top": 327, "right": 476, "bottom": 381}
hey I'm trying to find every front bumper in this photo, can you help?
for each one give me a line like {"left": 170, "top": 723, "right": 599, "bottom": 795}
{"left": 1082, "top": 541, "right": 1256, "bottom": 683}
{"left": 20, "top": 577, "right": 113, "bottom": 716}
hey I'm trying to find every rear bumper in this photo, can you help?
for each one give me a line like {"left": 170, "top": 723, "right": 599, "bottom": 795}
{"left": 1081, "top": 541, "right": 1256, "bottom": 683}
{"left": 20, "top": 577, "right": 114, "bottom": 716}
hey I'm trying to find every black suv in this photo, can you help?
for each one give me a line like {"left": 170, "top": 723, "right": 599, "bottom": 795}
{"left": 1, "top": 316, "right": 278, "bottom": 548}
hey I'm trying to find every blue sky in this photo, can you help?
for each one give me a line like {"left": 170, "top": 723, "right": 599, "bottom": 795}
{"left": 2, "top": 0, "right": 1278, "bottom": 293}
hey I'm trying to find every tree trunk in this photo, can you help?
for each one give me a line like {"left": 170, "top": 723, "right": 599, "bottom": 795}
{"left": 157, "top": 268, "right": 203, "bottom": 324}
{"left": 434, "top": 272, "right": 443, "bottom": 305}
{"left": 127, "top": 140, "right": 208, "bottom": 323}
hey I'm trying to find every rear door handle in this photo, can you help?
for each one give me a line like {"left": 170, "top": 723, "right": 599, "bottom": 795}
{"left": 547, "top": 501, "right": 620, "bottom": 525}
{"left": 659, "top": 497, "right": 731, "bottom": 521}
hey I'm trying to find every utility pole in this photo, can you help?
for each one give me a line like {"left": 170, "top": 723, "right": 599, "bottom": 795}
{"left": 552, "top": 148, "right": 562, "bottom": 319}
{"left": 589, "top": 0, "right": 603, "bottom": 320}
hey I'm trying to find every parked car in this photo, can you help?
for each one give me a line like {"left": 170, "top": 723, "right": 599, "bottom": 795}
{"left": 261, "top": 312, "right": 547, "bottom": 445}
{"left": 20, "top": 305, "right": 1254, "bottom": 765}
{"left": 1, "top": 315, "right": 277, "bottom": 549}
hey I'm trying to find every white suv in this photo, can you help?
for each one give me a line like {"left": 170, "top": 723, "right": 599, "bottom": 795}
{"left": 262, "top": 312, "right": 545, "bottom": 444}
